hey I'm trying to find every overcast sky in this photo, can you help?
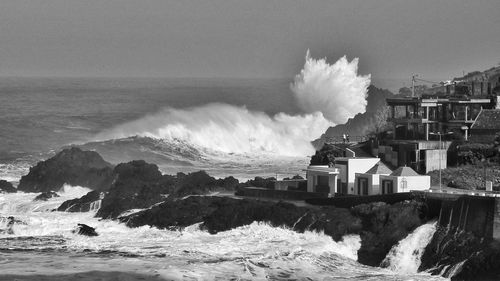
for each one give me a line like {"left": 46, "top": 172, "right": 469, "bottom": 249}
{"left": 1, "top": 0, "right": 499, "bottom": 80}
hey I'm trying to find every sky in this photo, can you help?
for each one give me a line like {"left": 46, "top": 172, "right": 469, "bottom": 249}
{"left": 0, "top": 0, "right": 499, "bottom": 81}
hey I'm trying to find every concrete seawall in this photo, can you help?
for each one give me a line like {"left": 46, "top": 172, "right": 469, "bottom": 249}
{"left": 307, "top": 190, "right": 500, "bottom": 240}
{"left": 424, "top": 193, "right": 496, "bottom": 238}
{"left": 238, "top": 187, "right": 500, "bottom": 240}
{"left": 235, "top": 186, "right": 328, "bottom": 200}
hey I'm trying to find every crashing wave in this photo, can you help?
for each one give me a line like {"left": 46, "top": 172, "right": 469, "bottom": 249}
{"left": 92, "top": 52, "right": 370, "bottom": 159}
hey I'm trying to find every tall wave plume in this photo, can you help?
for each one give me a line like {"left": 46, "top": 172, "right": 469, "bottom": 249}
{"left": 96, "top": 51, "right": 370, "bottom": 157}
{"left": 291, "top": 50, "right": 371, "bottom": 125}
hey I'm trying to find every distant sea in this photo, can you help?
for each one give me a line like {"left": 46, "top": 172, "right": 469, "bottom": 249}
{"left": 0, "top": 77, "right": 311, "bottom": 181}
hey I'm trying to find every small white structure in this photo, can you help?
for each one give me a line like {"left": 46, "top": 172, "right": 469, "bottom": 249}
{"left": 354, "top": 162, "right": 393, "bottom": 195}
{"left": 304, "top": 165, "right": 339, "bottom": 196}
{"left": 379, "top": 166, "right": 431, "bottom": 194}
{"left": 333, "top": 157, "right": 381, "bottom": 195}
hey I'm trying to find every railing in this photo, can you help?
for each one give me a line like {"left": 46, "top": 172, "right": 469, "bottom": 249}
{"left": 325, "top": 136, "right": 369, "bottom": 144}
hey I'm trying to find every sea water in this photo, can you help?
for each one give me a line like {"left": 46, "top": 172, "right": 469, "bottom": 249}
{"left": 0, "top": 186, "right": 445, "bottom": 280}
{"left": 0, "top": 77, "right": 311, "bottom": 181}
{"left": 0, "top": 77, "right": 445, "bottom": 280}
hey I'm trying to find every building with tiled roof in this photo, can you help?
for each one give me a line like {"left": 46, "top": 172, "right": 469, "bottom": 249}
{"left": 380, "top": 166, "right": 430, "bottom": 194}
{"left": 470, "top": 109, "right": 500, "bottom": 142}
{"left": 354, "top": 162, "right": 393, "bottom": 195}
{"left": 390, "top": 166, "right": 420, "bottom": 177}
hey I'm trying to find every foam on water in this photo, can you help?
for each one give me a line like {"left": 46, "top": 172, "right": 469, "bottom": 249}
{"left": 0, "top": 187, "right": 447, "bottom": 280}
{"left": 381, "top": 221, "right": 438, "bottom": 274}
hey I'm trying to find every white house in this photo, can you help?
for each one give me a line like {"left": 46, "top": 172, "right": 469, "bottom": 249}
{"left": 333, "top": 157, "right": 381, "bottom": 195}
{"left": 304, "top": 165, "right": 339, "bottom": 196}
{"left": 354, "top": 162, "right": 393, "bottom": 195}
{"left": 379, "top": 166, "right": 431, "bottom": 194}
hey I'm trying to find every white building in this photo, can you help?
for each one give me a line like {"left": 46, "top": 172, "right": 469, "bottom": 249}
{"left": 379, "top": 166, "right": 431, "bottom": 194}
{"left": 333, "top": 157, "right": 381, "bottom": 195}
{"left": 354, "top": 162, "right": 393, "bottom": 195}
{"left": 304, "top": 165, "right": 339, "bottom": 196}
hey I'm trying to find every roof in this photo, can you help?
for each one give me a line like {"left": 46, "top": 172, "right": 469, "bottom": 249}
{"left": 366, "top": 162, "right": 392, "bottom": 175}
{"left": 390, "top": 166, "right": 419, "bottom": 177}
{"left": 471, "top": 109, "right": 500, "bottom": 130}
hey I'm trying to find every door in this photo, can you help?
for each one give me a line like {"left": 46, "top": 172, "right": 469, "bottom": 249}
{"left": 358, "top": 178, "right": 368, "bottom": 195}
{"left": 382, "top": 180, "right": 394, "bottom": 194}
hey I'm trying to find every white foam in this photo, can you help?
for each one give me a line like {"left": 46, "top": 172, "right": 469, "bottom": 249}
{"left": 382, "top": 221, "right": 437, "bottom": 274}
{"left": 94, "top": 53, "right": 370, "bottom": 158}
{"left": 291, "top": 50, "right": 371, "bottom": 125}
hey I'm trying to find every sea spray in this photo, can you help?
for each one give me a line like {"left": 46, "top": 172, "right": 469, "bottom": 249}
{"left": 94, "top": 52, "right": 370, "bottom": 158}
{"left": 291, "top": 50, "right": 371, "bottom": 125}
{"left": 381, "top": 221, "right": 437, "bottom": 274}
{"left": 95, "top": 104, "right": 331, "bottom": 157}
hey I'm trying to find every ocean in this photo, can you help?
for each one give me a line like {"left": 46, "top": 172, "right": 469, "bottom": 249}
{"left": 0, "top": 77, "right": 311, "bottom": 182}
{"left": 0, "top": 77, "right": 444, "bottom": 280}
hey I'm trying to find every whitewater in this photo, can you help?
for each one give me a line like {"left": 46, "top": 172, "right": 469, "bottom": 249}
{"left": 0, "top": 186, "right": 445, "bottom": 280}
{"left": 0, "top": 53, "right": 446, "bottom": 280}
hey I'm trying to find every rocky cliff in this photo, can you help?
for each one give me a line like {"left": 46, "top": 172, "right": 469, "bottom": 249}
{"left": 123, "top": 196, "right": 428, "bottom": 266}
{"left": 17, "top": 147, "right": 114, "bottom": 193}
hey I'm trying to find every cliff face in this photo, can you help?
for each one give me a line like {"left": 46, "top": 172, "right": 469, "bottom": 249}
{"left": 352, "top": 201, "right": 427, "bottom": 266}
{"left": 411, "top": 195, "right": 500, "bottom": 280}
{"left": 317, "top": 85, "right": 395, "bottom": 141}
{"left": 17, "top": 147, "right": 114, "bottom": 193}
{"left": 420, "top": 226, "right": 500, "bottom": 280}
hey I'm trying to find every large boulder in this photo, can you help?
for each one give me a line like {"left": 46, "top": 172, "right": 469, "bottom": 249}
{"left": 17, "top": 147, "right": 114, "bottom": 193}
{"left": 95, "top": 160, "right": 175, "bottom": 219}
{"left": 0, "top": 180, "right": 16, "bottom": 193}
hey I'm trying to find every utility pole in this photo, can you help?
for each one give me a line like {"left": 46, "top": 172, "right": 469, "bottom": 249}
{"left": 411, "top": 74, "right": 418, "bottom": 97}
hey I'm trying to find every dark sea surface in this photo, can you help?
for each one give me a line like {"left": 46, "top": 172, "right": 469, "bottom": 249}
{"left": 0, "top": 77, "right": 308, "bottom": 181}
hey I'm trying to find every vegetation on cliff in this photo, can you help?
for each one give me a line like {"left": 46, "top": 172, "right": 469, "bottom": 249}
{"left": 427, "top": 165, "right": 500, "bottom": 190}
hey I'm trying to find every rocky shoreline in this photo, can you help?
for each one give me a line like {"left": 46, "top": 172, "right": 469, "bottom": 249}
{"left": 6, "top": 147, "right": 500, "bottom": 280}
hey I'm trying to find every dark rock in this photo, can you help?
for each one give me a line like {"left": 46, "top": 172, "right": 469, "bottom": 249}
{"left": 173, "top": 171, "right": 239, "bottom": 197}
{"left": 123, "top": 196, "right": 427, "bottom": 267}
{"left": 73, "top": 223, "right": 98, "bottom": 236}
{"left": 121, "top": 196, "right": 220, "bottom": 228}
{"left": 96, "top": 160, "right": 175, "bottom": 219}
{"left": 17, "top": 147, "right": 114, "bottom": 193}
{"left": 57, "top": 190, "right": 103, "bottom": 212}
{"left": 352, "top": 201, "right": 427, "bottom": 266}
{"left": 0, "top": 180, "right": 16, "bottom": 193}
{"left": 33, "top": 191, "right": 60, "bottom": 201}
{"left": 123, "top": 196, "right": 362, "bottom": 240}
{"left": 420, "top": 226, "right": 500, "bottom": 280}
